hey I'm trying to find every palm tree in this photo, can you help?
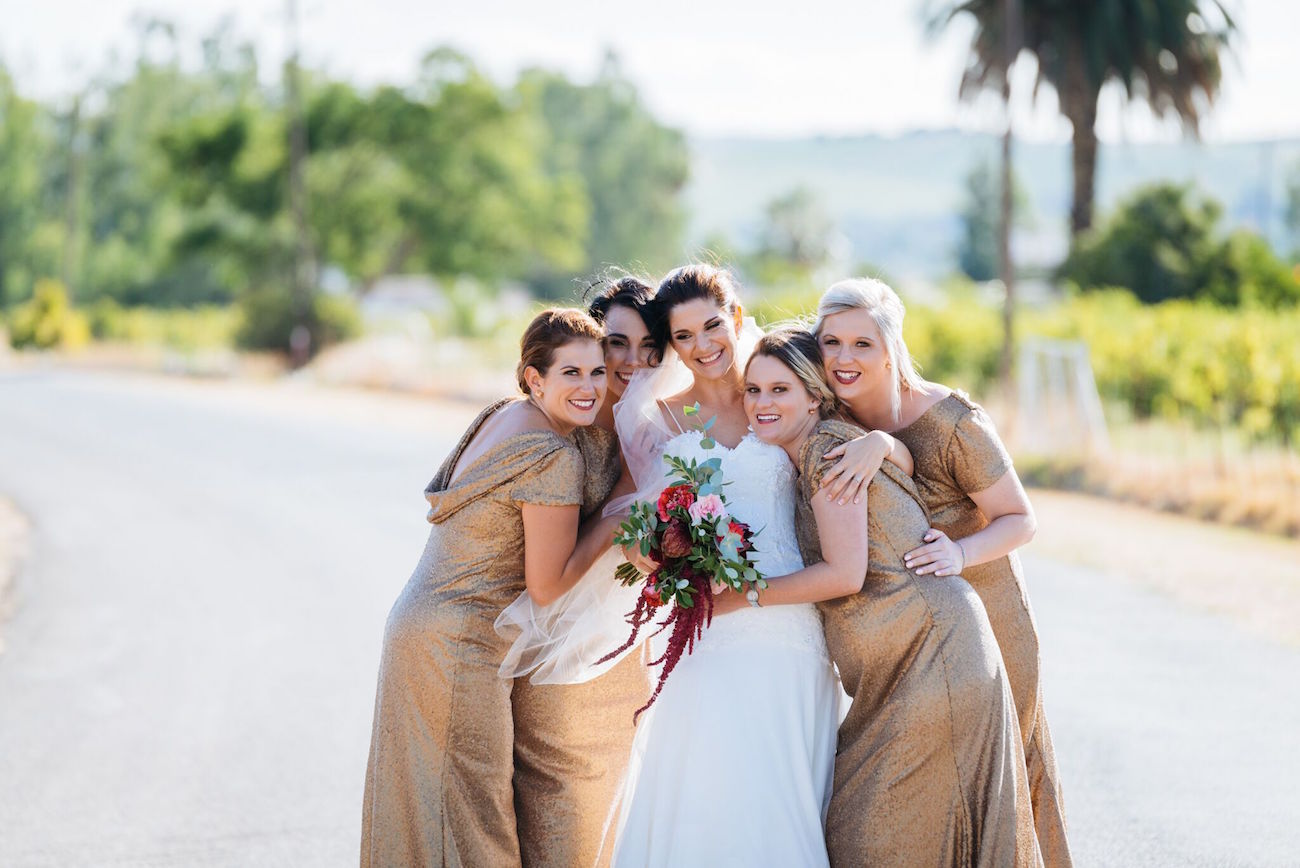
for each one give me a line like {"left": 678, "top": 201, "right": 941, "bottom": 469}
{"left": 933, "top": 0, "right": 1235, "bottom": 238}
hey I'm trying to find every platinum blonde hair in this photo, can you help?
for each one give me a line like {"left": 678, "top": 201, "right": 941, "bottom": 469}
{"left": 813, "top": 278, "right": 928, "bottom": 424}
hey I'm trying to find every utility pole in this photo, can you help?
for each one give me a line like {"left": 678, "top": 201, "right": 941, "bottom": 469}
{"left": 285, "top": 0, "right": 314, "bottom": 366}
{"left": 998, "top": 0, "right": 1020, "bottom": 395}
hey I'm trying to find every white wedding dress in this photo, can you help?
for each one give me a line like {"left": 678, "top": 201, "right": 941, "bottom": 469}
{"left": 610, "top": 426, "right": 839, "bottom": 868}
{"left": 495, "top": 326, "right": 839, "bottom": 867}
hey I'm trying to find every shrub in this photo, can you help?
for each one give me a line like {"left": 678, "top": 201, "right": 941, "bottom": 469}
{"left": 7, "top": 279, "right": 90, "bottom": 350}
{"left": 235, "top": 288, "right": 361, "bottom": 354}
{"left": 1060, "top": 183, "right": 1300, "bottom": 308}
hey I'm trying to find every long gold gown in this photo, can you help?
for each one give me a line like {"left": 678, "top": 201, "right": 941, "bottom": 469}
{"left": 795, "top": 419, "right": 1040, "bottom": 867}
{"left": 511, "top": 425, "right": 645, "bottom": 868}
{"left": 894, "top": 392, "right": 1072, "bottom": 866}
{"left": 361, "top": 399, "right": 589, "bottom": 867}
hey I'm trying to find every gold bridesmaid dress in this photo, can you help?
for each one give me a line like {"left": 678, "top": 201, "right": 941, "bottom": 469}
{"left": 361, "top": 400, "right": 589, "bottom": 867}
{"left": 895, "top": 393, "right": 1072, "bottom": 866}
{"left": 795, "top": 420, "right": 1040, "bottom": 868}
{"left": 512, "top": 425, "right": 645, "bottom": 868}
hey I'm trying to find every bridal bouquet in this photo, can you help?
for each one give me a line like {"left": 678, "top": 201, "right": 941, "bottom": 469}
{"left": 599, "top": 407, "right": 767, "bottom": 720}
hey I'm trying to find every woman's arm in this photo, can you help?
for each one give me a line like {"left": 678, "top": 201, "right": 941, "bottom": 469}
{"left": 714, "top": 495, "right": 870, "bottom": 614}
{"left": 903, "top": 469, "right": 1037, "bottom": 576}
{"left": 818, "top": 431, "right": 915, "bottom": 504}
{"left": 522, "top": 505, "right": 622, "bottom": 606}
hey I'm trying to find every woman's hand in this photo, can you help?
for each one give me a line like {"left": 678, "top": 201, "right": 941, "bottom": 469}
{"left": 820, "top": 431, "right": 895, "bottom": 504}
{"left": 903, "top": 528, "right": 965, "bottom": 577}
{"left": 623, "top": 544, "right": 659, "bottom": 576}
{"left": 710, "top": 586, "right": 749, "bottom": 616}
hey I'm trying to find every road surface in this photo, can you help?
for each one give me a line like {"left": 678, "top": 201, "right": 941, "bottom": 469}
{"left": 1, "top": 370, "right": 1296, "bottom": 866}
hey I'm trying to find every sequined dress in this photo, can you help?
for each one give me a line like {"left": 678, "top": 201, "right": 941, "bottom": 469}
{"left": 795, "top": 420, "right": 1040, "bottom": 867}
{"left": 511, "top": 424, "right": 647, "bottom": 867}
{"left": 611, "top": 430, "right": 840, "bottom": 868}
{"left": 361, "top": 400, "right": 596, "bottom": 867}
{"left": 894, "top": 393, "right": 1072, "bottom": 866}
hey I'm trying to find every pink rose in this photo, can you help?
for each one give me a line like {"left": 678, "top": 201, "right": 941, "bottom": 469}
{"left": 687, "top": 493, "right": 727, "bottom": 526}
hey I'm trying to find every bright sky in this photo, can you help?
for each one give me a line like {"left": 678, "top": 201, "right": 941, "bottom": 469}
{"left": 3, "top": 0, "right": 1296, "bottom": 143}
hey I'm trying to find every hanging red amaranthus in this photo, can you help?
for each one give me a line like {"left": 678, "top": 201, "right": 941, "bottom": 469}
{"left": 601, "top": 438, "right": 765, "bottom": 721}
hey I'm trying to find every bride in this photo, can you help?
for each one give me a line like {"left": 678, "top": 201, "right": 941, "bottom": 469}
{"left": 608, "top": 264, "right": 839, "bottom": 866}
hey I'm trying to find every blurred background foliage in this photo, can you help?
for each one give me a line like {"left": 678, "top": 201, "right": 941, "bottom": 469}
{"left": 1, "top": 8, "right": 1299, "bottom": 534}
{"left": 0, "top": 24, "right": 690, "bottom": 351}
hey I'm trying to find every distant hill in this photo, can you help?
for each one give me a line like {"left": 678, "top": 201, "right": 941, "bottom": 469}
{"left": 684, "top": 130, "right": 1300, "bottom": 279}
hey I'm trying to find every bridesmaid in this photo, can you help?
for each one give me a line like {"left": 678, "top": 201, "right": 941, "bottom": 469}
{"left": 815, "top": 278, "right": 1072, "bottom": 866}
{"left": 508, "top": 277, "right": 657, "bottom": 867}
{"left": 361, "top": 309, "right": 622, "bottom": 867}
{"left": 731, "top": 327, "right": 1040, "bottom": 867}
{"left": 587, "top": 275, "right": 657, "bottom": 432}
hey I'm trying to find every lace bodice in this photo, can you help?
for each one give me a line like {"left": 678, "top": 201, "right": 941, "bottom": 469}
{"left": 654, "top": 430, "right": 828, "bottom": 660}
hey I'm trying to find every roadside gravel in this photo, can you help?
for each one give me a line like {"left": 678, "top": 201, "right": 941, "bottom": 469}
{"left": 0, "top": 496, "right": 29, "bottom": 653}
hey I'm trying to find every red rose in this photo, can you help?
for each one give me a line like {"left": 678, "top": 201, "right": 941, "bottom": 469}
{"left": 642, "top": 580, "right": 663, "bottom": 608}
{"left": 657, "top": 484, "right": 696, "bottom": 521}
{"left": 660, "top": 519, "right": 693, "bottom": 559}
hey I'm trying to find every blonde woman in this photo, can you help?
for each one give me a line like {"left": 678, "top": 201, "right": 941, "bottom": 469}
{"left": 729, "top": 327, "right": 1038, "bottom": 866}
{"left": 815, "top": 278, "right": 1072, "bottom": 866}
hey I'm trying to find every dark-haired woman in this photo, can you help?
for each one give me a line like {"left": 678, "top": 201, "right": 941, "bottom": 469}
{"left": 508, "top": 277, "right": 658, "bottom": 867}
{"left": 360, "top": 309, "right": 623, "bottom": 867}
{"left": 813, "top": 278, "right": 1071, "bottom": 865}
{"left": 587, "top": 275, "right": 657, "bottom": 433}
{"left": 730, "top": 327, "right": 1040, "bottom": 867}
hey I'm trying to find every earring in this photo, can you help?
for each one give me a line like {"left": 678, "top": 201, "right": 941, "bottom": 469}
{"left": 537, "top": 390, "right": 544, "bottom": 398}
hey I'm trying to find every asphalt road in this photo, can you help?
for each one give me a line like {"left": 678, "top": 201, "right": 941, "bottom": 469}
{"left": 1, "top": 370, "right": 1296, "bottom": 866}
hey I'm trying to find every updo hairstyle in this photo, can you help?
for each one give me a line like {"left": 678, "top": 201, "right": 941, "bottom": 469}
{"left": 646, "top": 264, "right": 742, "bottom": 364}
{"left": 586, "top": 275, "right": 655, "bottom": 325}
{"left": 516, "top": 308, "right": 605, "bottom": 395}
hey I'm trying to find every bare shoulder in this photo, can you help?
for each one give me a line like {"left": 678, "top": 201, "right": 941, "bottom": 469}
{"left": 453, "top": 400, "right": 564, "bottom": 481}
{"left": 657, "top": 389, "right": 694, "bottom": 431}
{"left": 479, "top": 399, "right": 560, "bottom": 441}
{"left": 899, "top": 382, "right": 952, "bottom": 426}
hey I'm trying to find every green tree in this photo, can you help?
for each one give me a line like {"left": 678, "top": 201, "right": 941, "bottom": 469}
{"left": 1285, "top": 160, "right": 1300, "bottom": 258}
{"left": 956, "top": 158, "right": 1030, "bottom": 281}
{"left": 758, "top": 187, "right": 834, "bottom": 268}
{"left": 1060, "top": 182, "right": 1300, "bottom": 307}
{"left": 516, "top": 53, "right": 690, "bottom": 294}
{"left": 352, "top": 49, "right": 587, "bottom": 282}
{"left": 0, "top": 65, "right": 50, "bottom": 306}
{"left": 934, "top": 0, "right": 1235, "bottom": 237}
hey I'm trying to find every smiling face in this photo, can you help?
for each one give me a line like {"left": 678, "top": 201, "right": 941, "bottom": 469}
{"left": 744, "top": 354, "right": 821, "bottom": 450}
{"left": 817, "top": 308, "right": 892, "bottom": 405}
{"left": 602, "top": 304, "right": 655, "bottom": 398}
{"left": 667, "top": 298, "right": 739, "bottom": 382}
{"left": 525, "top": 338, "right": 607, "bottom": 431}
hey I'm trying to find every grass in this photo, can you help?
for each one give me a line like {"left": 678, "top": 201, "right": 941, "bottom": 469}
{"left": 1019, "top": 418, "right": 1300, "bottom": 538}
